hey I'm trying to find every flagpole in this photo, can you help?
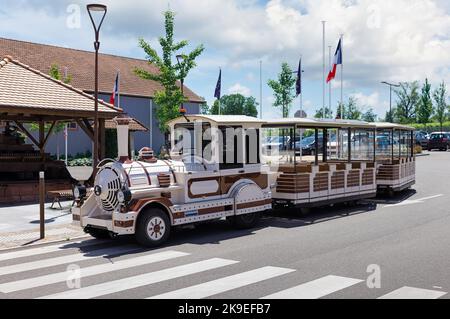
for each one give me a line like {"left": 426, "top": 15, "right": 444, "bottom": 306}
{"left": 322, "top": 21, "right": 326, "bottom": 119}
{"left": 340, "top": 34, "right": 344, "bottom": 120}
{"left": 328, "top": 45, "right": 332, "bottom": 118}
{"left": 218, "top": 67, "right": 221, "bottom": 115}
{"left": 118, "top": 70, "right": 121, "bottom": 109}
{"left": 260, "top": 60, "right": 263, "bottom": 119}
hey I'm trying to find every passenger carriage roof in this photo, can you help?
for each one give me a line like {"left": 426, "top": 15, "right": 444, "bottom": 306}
{"left": 264, "top": 118, "right": 375, "bottom": 129}
{"left": 168, "top": 115, "right": 266, "bottom": 126}
{"left": 373, "top": 122, "right": 415, "bottom": 131}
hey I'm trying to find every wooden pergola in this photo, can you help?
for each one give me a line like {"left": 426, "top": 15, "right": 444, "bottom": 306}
{"left": 0, "top": 56, "right": 121, "bottom": 164}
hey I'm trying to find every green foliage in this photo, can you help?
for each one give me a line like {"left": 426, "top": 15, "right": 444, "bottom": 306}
{"left": 394, "top": 81, "right": 420, "bottom": 124}
{"left": 345, "top": 97, "right": 362, "bottom": 120}
{"left": 67, "top": 150, "right": 93, "bottom": 167}
{"left": 362, "top": 108, "right": 377, "bottom": 122}
{"left": 410, "top": 121, "right": 450, "bottom": 133}
{"left": 433, "top": 81, "right": 449, "bottom": 132}
{"left": 209, "top": 94, "right": 258, "bottom": 117}
{"left": 417, "top": 78, "right": 434, "bottom": 125}
{"left": 332, "top": 97, "right": 362, "bottom": 120}
{"left": 314, "top": 107, "right": 334, "bottom": 119}
{"left": 134, "top": 10, "right": 204, "bottom": 133}
{"left": 268, "top": 62, "right": 296, "bottom": 118}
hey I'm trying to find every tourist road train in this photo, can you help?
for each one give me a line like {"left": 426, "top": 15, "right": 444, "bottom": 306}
{"left": 72, "top": 115, "right": 415, "bottom": 247}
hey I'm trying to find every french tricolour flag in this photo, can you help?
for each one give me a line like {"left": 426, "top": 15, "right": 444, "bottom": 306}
{"left": 109, "top": 72, "right": 120, "bottom": 106}
{"left": 326, "top": 39, "right": 342, "bottom": 83}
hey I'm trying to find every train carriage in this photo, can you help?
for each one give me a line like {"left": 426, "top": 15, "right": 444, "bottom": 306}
{"left": 262, "top": 118, "right": 379, "bottom": 208}
{"left": 374, "top": 122, "right": 416, "bottom": 194}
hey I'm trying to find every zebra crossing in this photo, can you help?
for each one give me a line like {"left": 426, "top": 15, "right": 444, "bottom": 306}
{"left": 0, "top": 240, "right": 447, "bottom": 299}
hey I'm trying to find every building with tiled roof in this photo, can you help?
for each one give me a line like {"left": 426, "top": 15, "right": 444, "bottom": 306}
{"left": 0, "top": 37, "right": 204, "bottom": 156}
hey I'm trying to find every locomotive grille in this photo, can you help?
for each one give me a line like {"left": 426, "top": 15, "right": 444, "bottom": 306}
{"left": 95, "top": 165, "right": 126, "bottom": 213}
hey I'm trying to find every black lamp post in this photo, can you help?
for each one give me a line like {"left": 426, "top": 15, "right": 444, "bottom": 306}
{"left": 381, "top": 81, "right": 400, "bottom": 122}
{"left": 87, "top": 4, "right": 107, "bottom": 172}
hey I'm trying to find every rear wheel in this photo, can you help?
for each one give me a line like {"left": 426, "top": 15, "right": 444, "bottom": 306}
{"left": 230, "top": 213, "right": 261, "bottom": 229}
{"left": 135, "top": 208, "right": 171, "bottom": 247}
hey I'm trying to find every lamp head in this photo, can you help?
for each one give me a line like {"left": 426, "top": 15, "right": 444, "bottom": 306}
{"left": 87, "top": 4, "right": 107, "bottom": 33}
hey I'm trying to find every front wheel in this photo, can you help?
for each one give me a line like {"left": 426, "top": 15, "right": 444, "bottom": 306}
{"left": 229, "top": 213, "right": 261, "bottom": 229}
{"left": 135, "top": 208, "right": 171, "bottom": 247}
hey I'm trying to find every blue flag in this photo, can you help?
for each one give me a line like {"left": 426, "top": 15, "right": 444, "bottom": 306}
{"left": 296, "top": 58, "right": 302, "bottom": 97}
{"left": 214, "top": 69, "right": 222, "bottom": 100}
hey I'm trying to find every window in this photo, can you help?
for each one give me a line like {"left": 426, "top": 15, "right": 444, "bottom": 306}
{"left": 219, "top": 126, "right": 244, "bottom": 170}
{"left": 246, "top": 128, "right": 260, "bottom": 164}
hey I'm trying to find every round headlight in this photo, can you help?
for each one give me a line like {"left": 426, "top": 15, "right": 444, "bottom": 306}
{"left": 117, "top": 190, "right": 125, "bottom": 204}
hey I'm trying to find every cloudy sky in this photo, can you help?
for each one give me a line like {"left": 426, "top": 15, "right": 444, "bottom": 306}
{"left": 1, "top": 0, "right": 449, "bottom": 119}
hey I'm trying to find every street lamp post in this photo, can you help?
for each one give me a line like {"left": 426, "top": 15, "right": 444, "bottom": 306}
{"left": 381, "top": 81, "right": 400, "bottom": 122}
{"left": 87, "top": 4, "right": 107, "bottom": 173}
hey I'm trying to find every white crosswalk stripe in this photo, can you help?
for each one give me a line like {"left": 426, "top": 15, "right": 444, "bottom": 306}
{"left": 0, "top": 250, "right": 189, "bottom": 293}
{"left": 0, "top": 240, "right": 107, "bottom": 262}
{"left": 378, "top": 286, "right": 447, "bottom": 299}
{"left": 0, "top": 245, "right": 141, "bottom": 276}
{"left": 261, "top": 275, "right": 363, "bottom": 299}
{"left": 38, "top": 258, "right": 239, "bottom": 299}
{"left": 148, "top": 266, "right": 295, "bottom": 299}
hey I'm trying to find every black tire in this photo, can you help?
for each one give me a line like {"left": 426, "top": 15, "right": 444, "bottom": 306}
{"left": 135, "top": 208, "right": 171, "bottom": 247}
{"left": 84, "top": 227, "right": 112, "bottom": 240}
{"left": 231, "top": 213, "right": 261, "bottom": 229}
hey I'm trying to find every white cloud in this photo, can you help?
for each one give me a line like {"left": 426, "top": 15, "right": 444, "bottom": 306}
{"left": 228, "top": 83, "right": 251, "bottom": 96}
{"left": 350, "top": 91, "right": 389, "bottom": 115}
{"left": 1, "top": 0, "right": 449, "bottom": 109}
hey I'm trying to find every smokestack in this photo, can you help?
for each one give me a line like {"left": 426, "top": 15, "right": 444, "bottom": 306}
{"left": 114, "top": 114, "right": 132, "bottom": 163}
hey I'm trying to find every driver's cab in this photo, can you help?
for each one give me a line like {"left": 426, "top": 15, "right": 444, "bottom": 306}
{"left": 168, "top": 115, "right": 270, "bottom": 204}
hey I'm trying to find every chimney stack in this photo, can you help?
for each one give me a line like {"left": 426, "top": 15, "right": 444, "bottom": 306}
{"left": 114, "top": 114, "right": 132, "bottom": 163}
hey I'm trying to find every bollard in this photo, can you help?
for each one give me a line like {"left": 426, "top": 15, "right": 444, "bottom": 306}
{"left": 39, "top": 171, "right": 45, "bottom": 239}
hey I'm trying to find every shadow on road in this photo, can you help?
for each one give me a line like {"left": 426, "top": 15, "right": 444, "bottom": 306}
{"left": 365, "top": 189, "right": 417, "bottom": 205}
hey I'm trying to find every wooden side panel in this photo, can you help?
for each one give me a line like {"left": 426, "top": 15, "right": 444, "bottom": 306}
{"left": 313, "top": 172, "right": 329, "bottom": 192}
{"left": 331, "top": 171, "right": 345, "bottom": 190}
{"left": 276, "top": 173, "right": 310, "bottom": 194}
{"left": 347, "top": 170, "right": 361, "bottom": 187}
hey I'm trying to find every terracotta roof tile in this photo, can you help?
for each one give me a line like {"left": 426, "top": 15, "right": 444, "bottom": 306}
{"left": 0, "top": 37, "right": 204, "bottom": 103}
{"left": 105, "top": 117, "right": 149, "bottom": 132}
{"left": 0, "top": 56, "right": 121, "bottom": 117}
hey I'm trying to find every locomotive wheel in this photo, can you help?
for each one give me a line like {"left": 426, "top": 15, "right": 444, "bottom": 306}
{"left": 135, "top": 208, "right": 171, "bottom": 247}
{"left": 230, "top": 212, "right": 261, "bottom": 229}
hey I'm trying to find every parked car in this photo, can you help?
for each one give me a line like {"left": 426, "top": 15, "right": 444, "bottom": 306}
{"left": 262, "top": 136, "right": 291, "bottom": 152}
{"left": 415, "top": 131, "right": 430, "bottom": 148}
{"left": 427, "top": 132, "right": 450, "bottom": 151}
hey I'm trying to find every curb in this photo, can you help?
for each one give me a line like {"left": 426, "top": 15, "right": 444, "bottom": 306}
{"left": 0, "top": 234, "right": 90, "bottom": 252}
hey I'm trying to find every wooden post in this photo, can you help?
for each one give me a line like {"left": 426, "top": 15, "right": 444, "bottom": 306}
{"left": 39, "top": 121, "right": 45, "bottom": 164}
{"left": 39, "top": 171, "right": 45, "bottom": 239}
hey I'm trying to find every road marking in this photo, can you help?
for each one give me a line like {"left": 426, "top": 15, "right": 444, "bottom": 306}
{"left": 378, "top": 286, "right": 447, "bottom": 299}
{"left": 384, "top": 194, "right": 443, "bottom": 208}
{"left": 261, "top": 275, "right": 363, "bottom": 299}
{"left": 0, "top": 250, "right": 189, "bottom": 293}
{"left": 0, "top": 245, "right": 140, "bottom": 276}
{"left": 0, "top": 240, "right": 106, "bottom": 262}
{"left": 38, "top": 258, "right": 239, "bottom": 299}
{"left": 148, "top": 266, "right": 295, "bottom": 299}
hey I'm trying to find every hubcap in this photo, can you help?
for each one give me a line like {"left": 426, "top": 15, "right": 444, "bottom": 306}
{"left": 147, "top": 217, "right": 165, "bottom": 241}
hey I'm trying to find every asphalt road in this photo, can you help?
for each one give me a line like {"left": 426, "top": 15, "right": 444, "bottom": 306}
{"left": 0, "top": 151, "right": 449, "bottom": 299}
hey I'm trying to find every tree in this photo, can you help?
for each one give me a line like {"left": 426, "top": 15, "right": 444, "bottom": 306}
{"left": 394, "top": 81, "right": 420, "bottom": 124}
{"left": 417, "top": 78, "right": 434, "bottom": 125}
{"left": 209, "top": 94, "right": 258, "bottom": 117}
{"left": 384, "top": 109, "right": 395, "bottom": 123}
{"left": 345, "top": 97, "right": 362, "bottom": 120}
{"left": 362, "top": 108, "right": 377, "bottom": 122}
{"left": 314, "top": 107, "right": 333, "bottom": 119}
{"left": 134, "top": 10, "right": 204, "bottom": 133}
{"left": 31, "top": 64, "right": 72, "bottom": 160}
{"left": 433, "top": 81, "right": 449, "bottom": 132}
{"left": 267, "top": 62, "right": 296, "bottom": 118}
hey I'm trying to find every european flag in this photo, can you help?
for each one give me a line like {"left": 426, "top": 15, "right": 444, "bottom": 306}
{"left": 214, "top": 69, "right": 222, "bottom": 100}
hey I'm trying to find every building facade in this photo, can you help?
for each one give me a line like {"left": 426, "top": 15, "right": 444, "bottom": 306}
{"left": 0, "top": 37, "right": 204, "bottom": 157}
